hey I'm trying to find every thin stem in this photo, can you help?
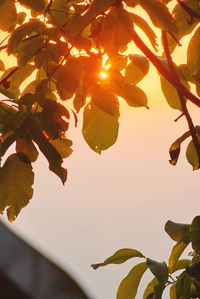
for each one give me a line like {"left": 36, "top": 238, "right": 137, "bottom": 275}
{"left": 162, "top": 30, "right": 200, "bottom": 168}
{"left": 131, "top": 29, "right": 200, "bottom": 107}
{"left": 177, "top": 0, "right": 200, "bottom": 20}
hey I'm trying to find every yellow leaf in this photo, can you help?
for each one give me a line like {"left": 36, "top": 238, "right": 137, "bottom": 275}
{"left": 186, "top": 137, "right": 200, "bottom": 170}
{"left": 16, "top": 138, "right": 39, "bottom": 162}
{"left": 0, "top": 153, "right": 34, "bottom": 221}
{"left": 120, "top": 84, "right": 149, "bottom": 108}
{"left": 187, "top": 27, "right": 200, "bottom": 81}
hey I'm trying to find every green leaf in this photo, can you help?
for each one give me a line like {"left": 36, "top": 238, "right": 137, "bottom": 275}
{"left": 0, "top": 153, "right": 34, "bottom": 221}
{"left": 190, "top": 216, "right": 200, "bottom": 254}
{"left": 120, "top": 84, "right": 149, "bottom": 108}
{"left": 91, "top": 248, "right": 145, "bottom": 270}
{"left": 82, "top": 102, "right": 119, "bottom": 154}
{"left": 73, "top": 83, "right": 87, "bottom": 113}
{"left": 117, "top": 262, "right": 148, "bottom": 299}
{"left": 186, "top": 261, "right": 200, "bottom": 281}
{"left": 30, "top": 120, "right": 67, "bottom": 184}
{"left": 165, "top": 220, "right": 190, "bottom": 243}
{"left": 186, "top": 136, "right": 200, "bottom": 170}
{"left": 168, "top": 242, "right": 189, "bottom": 273}
{"left": 130, "top": 13, "right": 158, "bottom": 51}
{"left": 143, "top": 277, "right": 158, "bottom": 299}
{"left": 125, "top": 54, "right": 149, "bottom": 84}
{"left": 175, "top": 271, "right": 191, "bottom": 299}
{"left": 48, "top": 0, "right": 70, "bottom": 26}
{"left": 160, "top": 75, "right": 190, "bottom": 111}
{"left": 7, "top": 19, "right": 44, "bottom": 54}
{"left": 19, "top": 0, "right": 46, "bottom": 12}
{"left": 57, "top": 58, "right": 83, "bottom": 100}
{"left": 99, "top": 6, "right": 133, "bottom": 54}
{"left": 49, "top": 138, "right": 73, "bottom": 159}
{"left": 0, "top": 102, "right": 16, "bottom": 127}
{"left": 187, "top": 27, "right": 200, "bottom": 81}
{"left": 16, "top": 138, "right": 39, "bottom": 162}
{"left": 0, "top": 0, "right": 17, "bottom": 32}
{"left": 169, "top": 130, "right": 191, "bottom": 165}
{"left": 169, "top": 284, "right": 176, "bottom": 299}
{"left": 138, "top": 0, "right": 176, "bottom": 33}
{"left": 146, "top": 258, "right": 168, "bottom": 283}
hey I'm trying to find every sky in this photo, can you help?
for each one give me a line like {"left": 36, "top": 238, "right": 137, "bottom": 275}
{"left": 1, "top": 4, "right": 200, "bottom": 299}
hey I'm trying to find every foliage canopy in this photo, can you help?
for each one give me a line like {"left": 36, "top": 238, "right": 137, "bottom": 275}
{"left": 0, "top": 0, "right": 199, "bottom": 220}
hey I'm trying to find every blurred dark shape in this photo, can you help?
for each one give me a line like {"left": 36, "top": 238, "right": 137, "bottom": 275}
{"left": 0, "top": 221, "right": 90, "bottom": 299}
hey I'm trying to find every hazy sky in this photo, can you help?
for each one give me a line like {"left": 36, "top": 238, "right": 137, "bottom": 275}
{"left": 1, "top": 6, "right": 200, "bottom": 299}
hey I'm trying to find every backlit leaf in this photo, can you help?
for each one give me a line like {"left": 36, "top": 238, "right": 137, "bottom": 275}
{"left": 125, "top": 54, "right": 149, "bottom": 84}
{"left": 0, "top": 153, "right": 34, "bottom": 221}
{"left": 160, "top": 75, "right": 190, "bottom": 111}
{"left": 109, "top": 55, "right": 128, "bottom": 71}
{"left": 139, "top": 0, "right": 176, "bottom": 32}
{"left": 169, "top": 284, "right": 176, "bottom": 299}
{"left": 30, "top": 121, "right": 67, "bottom": 184}
{"left": 186, "top": 137, "right": 200, "bottom": 170}
{"left": 73, "top": 83, "right": 87, "bottom": 113}
{"left": 146, "top": 258, "right": 168, "bottom": 283}
{"left": 92, "top": 248, "right": 145, "bottom": 269}
{"left": 168, "top": 242, "right": 189, "bottom": 273}
{"left": 171, "top": 259, "right": 191, "bottom": 273}
{"left": 190, "top": 216, "right": 200, "bottom": 254}
{"left": 16, "top": 138, "right": 39, "bottom": 162}
{"left": 7, "top": 19, "right": 44, "bottom": 54}
{"left": 130, "top": 13, "right": 158, "bottom": 51}
{"left": 17, "top": 12, "right": 26, "bottom": 25}
{"left": 49, "top": 138, "right": 73, "bottom": 159}
{"left": 99, "top": 6, "right": 133, "bottom": 54}
{"left": 0, "top": 60, "right": 5, "bottom": 71}
{"left": 120, "top": 84, "right": 149, "bottom": 108}
{"left": 19, "top": 0, "right": 46, "bottom": 12}
{"left": 169, "top": 130, "right": 191, "bottom": 165}
{"left": 82, "top": 103, "right": 119, "bottom": 154}
{"left": 57, "top": 58, "right": 83, "bottom": 100}
{"left": 187, "top": 27, "right": 200, "bottom": 81}
{"left": 165, "top": 220, "right": 190, "bottom": 243}
{"left": 0, "top": 0, "right": 17, "bottom": 32}
{"left": 117, "top": 262, "right": 147, "bottom": 299}
{"left": 49, "top": 0, "right": 70, "bottom": 26}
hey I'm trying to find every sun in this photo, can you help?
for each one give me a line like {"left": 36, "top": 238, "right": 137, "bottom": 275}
{"left": 99, "top": 71, "right": 108, "bottom": 79}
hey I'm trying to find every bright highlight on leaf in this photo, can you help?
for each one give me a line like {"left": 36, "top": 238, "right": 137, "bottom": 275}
{"left": 99, "top": 71, "right": 108, "bottom": 80}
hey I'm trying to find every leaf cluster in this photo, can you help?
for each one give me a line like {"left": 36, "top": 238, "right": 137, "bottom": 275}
{"left": 0, "top": 0, "right": 199, "bottom": 220}
{"left": 92, "top": 215, "right": 200, "bottom": 299}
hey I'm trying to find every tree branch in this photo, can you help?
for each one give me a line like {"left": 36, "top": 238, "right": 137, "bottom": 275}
{"left": 176, "top": 0, "right": 200, "bottom": 20}
{"left": 131, "top": 29, "right": 200, "bottom": 107}
{"left": 162, "top": 30, "right": 200, "bottom": 168}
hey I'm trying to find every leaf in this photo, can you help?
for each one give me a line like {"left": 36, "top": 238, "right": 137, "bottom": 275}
{"left": 168, "top": 242, "right": 189, "bottom": 273}
{"left": 49, "top": 138, "right": 73, "bottom": 159}
{"left": 117, "top": 262, "right": 148, "bottom": 299}
{"left": 0, "top": 102, "right": 16, "bottom": 127}
{"left": 19, "top": 0, "right": 46, "bottom": 12}
{"left": 0, "top": 60, "right": 5, "bottom": 71}
{"left": 169, "top": 130, "right": 191, "bottom": 165}
{"left": 186, "top": 136, "right": 200, "bottom": 170}
{"left": 130, "top": 13, "right": 158, "bottom": 51}
{"left": 187, "top": 27, "right": 200, "bottom": 81}
{"left": 108, "top": 55, "right": 128, "bottom": 71}
{"left": 57, "top": 58, "right": 83, "bottom": 100}
{"left": 175, "top": 271, "right": 191, "bottom": 299}
{"left": 0, "top": 0, "right": 17, "bottom": 32}
{"left": 49, "top": 0, "right": 70, "bottom": 26}
{"left": 91, "top": 248, "right": 145, "bottom": 269}
{"left": 73, "top": 83, "right": 87, "bottom": 113}
{"left": 190, "top": 216, "right": 200, "bottom": 254}
{"left": 99, "top": 6, "right": 133, "bottom": 54}
{"left": 165, "top": 220, "right": 190, "bottom": 243}
{"left": 143, "top": 277, "right": 158, "bottom": 299}
{"left": 169, "top": 284, "right": 176, "bottom": 299}
{"left": 17, "top": 11, "right": 26, "bottom": 25}
{"left": 120, "top": 84, "right": 149, "bottom": 108}
{"left": 16, "top": 36, "right": 44, "bottom": 66}
{"left": 125, "top": 54, "right": 149, "bottom": 84}
{"left": 160, "top": 75, "right": 190, "bottom": 111}
{"left": 7, "top": 19, "right": 44, "bottom": 55}
{"left": 171, "top": 259, "right": 191, "bottom": 274}
{"left": 146, "top": 258, "right": 168, "bottom": 283}
{"left": 138, "top": 0, "right": 176, "bottom": 33}
{"left": 167, "top": 0, "right": 200, "bottom": 52}
{"left": 30, "top": 120, "right": 67, "bottom": 184}
{"left": 16, "top": 138, "right": 39, "bottom": 162}
{"left": 186, "top": 261, "right": 200, "bottom": 280}
{"left": 0, "top": 153, "right": 34, "bottom": 221}
{"left": 82, "top": 102, "right": 119, "bottom": 154}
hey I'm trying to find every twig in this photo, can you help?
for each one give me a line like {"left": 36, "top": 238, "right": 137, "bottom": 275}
{"left": 131, "top": 29, "right": 200, "bottom": 107}
{"left": 177, "top": 0, "right": 200, "bottom": 20}
{"left": 162, "top": 30, "right": 200, "bottom": 168}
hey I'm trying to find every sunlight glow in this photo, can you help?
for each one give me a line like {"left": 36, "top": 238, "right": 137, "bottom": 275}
{"left": 99, "top": 71, "right": 108, "bottom": 79}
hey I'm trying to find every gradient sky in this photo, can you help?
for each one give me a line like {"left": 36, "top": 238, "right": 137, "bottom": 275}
{"left": 1, "top": 5, "right": 200, "bottom": 299}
